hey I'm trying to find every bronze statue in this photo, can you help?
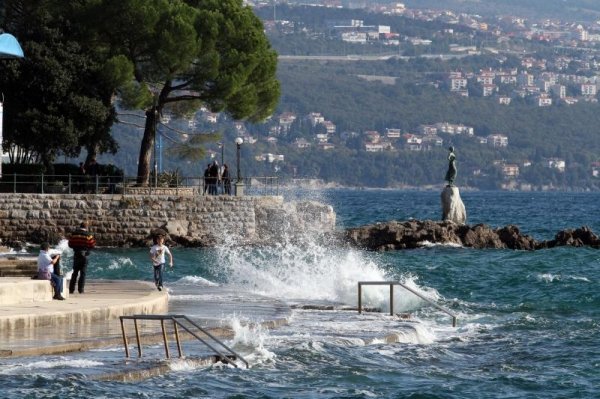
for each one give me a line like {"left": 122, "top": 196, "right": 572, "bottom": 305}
{"left": 445, "top": 146, "right": 457, "bottom": 186}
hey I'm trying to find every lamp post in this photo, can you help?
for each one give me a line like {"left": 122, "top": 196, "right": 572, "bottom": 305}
{"left": 218, "top": 142, "right": 224, "bottom": 166}
{"left": 235, "top": 137, "right": 244, "bottom": 196}
{"left": 153, "top": 107, "right": 158, "bottom": 188}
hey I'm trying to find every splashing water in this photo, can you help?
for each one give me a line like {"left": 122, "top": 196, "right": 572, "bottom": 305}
{"left": 211, "top": 227, "right": 437, "bottom": 314}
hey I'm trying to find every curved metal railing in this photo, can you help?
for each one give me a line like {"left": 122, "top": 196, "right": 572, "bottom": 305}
{"left": 358, "top": 281, "right": 457, "bottom": 327}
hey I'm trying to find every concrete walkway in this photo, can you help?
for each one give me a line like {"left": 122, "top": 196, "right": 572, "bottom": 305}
{"left": 0, "top": 278, "right": 290, "bottom": 359}
{"left": 0, "top": 279, "right": 169, "bottom": 357}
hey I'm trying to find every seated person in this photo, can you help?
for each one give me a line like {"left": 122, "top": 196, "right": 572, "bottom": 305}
{"left": 37, "top": 242, "right": 65, "bottom": 300}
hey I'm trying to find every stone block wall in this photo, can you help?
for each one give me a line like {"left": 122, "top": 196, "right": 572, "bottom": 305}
{"left": 0, "top": 194, "right": 336, "bottom": 247}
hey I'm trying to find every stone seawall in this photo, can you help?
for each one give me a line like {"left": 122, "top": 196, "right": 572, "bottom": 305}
{"left": 0, "top": 194, "right": 336, "bottom": 247}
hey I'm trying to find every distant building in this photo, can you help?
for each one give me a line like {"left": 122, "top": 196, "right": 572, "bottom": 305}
{"left": 435, "top": 123, "right": 474, "bottom": 136}
{"left": 279, "top": 112, "right": 297, "bottom": 132}
{"left": 502, "top": 164, "right": 520, "bottom": 178}
{"left": 581, "top": 83, "right": 597, "bottom": 97}
{"left": 482, "top": 84, "right": 496, "bottom": 97}
{"left": 323, "top": 121, "right": 337, "bottom": 134}
{"left": 418, "top": 125, "right": 438, "bottom": 135}
{"left": 592, "top": 162, "right": 600, "bottom": 177}
{"left": 307, "top": 112, "right": 325, "bottom": 126}
{"left": 364, "top": 130, "right": 381, "bottom": 143}
{"left": 487, "top": 134, "right": 509, "bottom": 147}
{"left": 450, "top": 77, "right": 468, "bottom": 91}
{"left": 295, "top": 138, "right": 311, "bottom": 149}
{"left": 365, "top": 143, "right": 385, "bottom": 152}
{"left": 385, "top": 128, "right": 402, "bottom": 138}
{"left": 315, "top": 133, "right": 329, "bottom": 143}
{"left": 545, "top": 158, "right": 566, "bottom": 172}
{"left": 204, "top": 113, "right": 218, "bottom": 123}
{"left": 403, "top": 134, "right": 422, "bottom": 151}
{"left": 536, "top": 94, "right": 552, "bottom": 107}
{"left": 421, "top": 135, "right": 444, "bottom": 147}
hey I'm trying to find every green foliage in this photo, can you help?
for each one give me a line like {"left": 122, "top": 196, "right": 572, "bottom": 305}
{"left": 89, "top": 0, "right": 281, "bottom": 184}
{"left": 168, "top": 132, "right": 222, "bottom": 162}
{"left": 155, "top": 169, "right": 182, "bottom": 187}
{"left": 0, "top": 0, "right": 117, "bottom": 167}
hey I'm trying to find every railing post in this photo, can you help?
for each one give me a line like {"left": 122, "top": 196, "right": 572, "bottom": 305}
{"left": 120, "top": 317, "right": 130, "bottom": 358}
{"left": 134, "top": 319, "right": 142, "bottom": 357}
{"left": 390, "top": 283, "right": 394, "bottom": 316}
{"left": 68, "top": 174, "right": 72, "bottom": 194}
{"left": 95, "top": 175, "right": 99, "bottom": 194}
{"left": 173, "top": 318, "right": 183, "bottom": 358}
{"left": 13, "top": 173, "right": 16, "bottom": 194}
{"left": 161, "top": 319, "right": 170, "bottom": 359}
{"left": 358, "top": 283, "right": 362, "bottom": 314}
{"left": 41, "top": 173, "right": 44, "bottom": 194}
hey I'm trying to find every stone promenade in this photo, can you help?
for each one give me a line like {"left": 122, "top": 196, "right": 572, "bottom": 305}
{"left": 0, "top": 278, "right": 290, "bottom": 360}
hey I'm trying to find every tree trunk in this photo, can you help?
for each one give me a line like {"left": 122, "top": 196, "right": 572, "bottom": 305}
{"left": 136, "top": 107, "right": 157, "bottom": 186}
{"left": 85, "top": 146, "right": 98, "bottom": 166}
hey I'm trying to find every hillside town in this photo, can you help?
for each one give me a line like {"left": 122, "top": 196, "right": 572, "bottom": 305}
{"left": 150, "top": 1, "right": 600, "bottom": 190}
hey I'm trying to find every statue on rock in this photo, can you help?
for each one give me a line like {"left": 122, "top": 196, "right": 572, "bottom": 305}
{"left": 445, "top": 146, "right": 457, "bottom": 186}
{"left": 441, "top": 146, "right": 466, "bottom": 225}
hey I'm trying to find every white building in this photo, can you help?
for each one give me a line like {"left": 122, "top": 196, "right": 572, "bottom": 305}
{"left": 546, "top": 158, "right": 566, "bottom": 172}
{"left": 487, "top": 134, "right": 508, "bottom": 147}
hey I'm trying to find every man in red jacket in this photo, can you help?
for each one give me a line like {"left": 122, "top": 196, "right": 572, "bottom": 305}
{"left": 68, "top": 221, "right": 96, "bottom": 294}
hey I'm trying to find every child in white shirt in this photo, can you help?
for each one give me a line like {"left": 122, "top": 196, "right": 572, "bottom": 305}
{"left": 149, "top": 235, "right": 173, "bottom": 291}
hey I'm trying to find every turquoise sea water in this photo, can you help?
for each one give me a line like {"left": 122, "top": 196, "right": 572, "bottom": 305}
{"left": 1, "top": 190, "right": 599, "bottom": 398}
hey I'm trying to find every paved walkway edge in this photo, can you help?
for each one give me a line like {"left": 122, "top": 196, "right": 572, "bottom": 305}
{"left": 0, "top": 280, "right": 168, "bottom": 331}
{"left": 1, "top": 318, "right": 289, "bottom": 360}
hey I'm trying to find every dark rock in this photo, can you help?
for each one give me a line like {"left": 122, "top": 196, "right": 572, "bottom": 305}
{"left": 344, "top": 221, "right": 600, "bottom": 251}
{"left": 546, "top": 226, "right": 600, "bottom": 248}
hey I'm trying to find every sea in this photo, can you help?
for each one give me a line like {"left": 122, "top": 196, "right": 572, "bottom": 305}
{"left": 1, "top": 189, "right": 599, "bottom": 398}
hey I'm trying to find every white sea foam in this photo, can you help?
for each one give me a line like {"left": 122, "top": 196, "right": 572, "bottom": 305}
{"left": 418, "top": 240, "right": 463, "bottom": 248}
{"left": 568, "top": 276, "right": 590, "bottom": 282}
{"left": 106, "top": 257, "right": 135, "bottom": 270}
{"left": 0, "top": 358, "right": 103, "bottom": 374}
{"left": 175, "top": 275, "right": 219, "bottom": 286}
{"left": 538, "top": 273, "right": 560, "bottom": 282}
{"left": 214, "top": 236, "right": 435, "bottom": 313}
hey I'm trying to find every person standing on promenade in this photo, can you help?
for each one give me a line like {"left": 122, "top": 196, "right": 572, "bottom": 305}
{"left": 37, "top": 242, "right": 65, "bottom": 300}
{"left": 203, "top": 163, "right": 211, "bottom": 195}
{"left": 68, "top": 221, "right": 96, "bottom": 294}
{"left": 222, "top": 163, "right": 231, "bottom": 195}
{"left": 150, "top": 235, "right": 173, "bottom": 291}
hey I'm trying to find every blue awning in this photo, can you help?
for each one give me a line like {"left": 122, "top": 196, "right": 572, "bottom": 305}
{"left": 0, "top": 33, "right": 24, "bottom": 58}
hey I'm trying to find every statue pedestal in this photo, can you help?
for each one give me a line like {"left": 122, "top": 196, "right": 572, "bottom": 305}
{"left": 441, "top": 186, "right": 466, "bottom": 225}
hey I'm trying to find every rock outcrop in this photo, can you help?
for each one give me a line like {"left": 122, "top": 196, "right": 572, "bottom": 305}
{"left": 343, "top": 220, "right": 600, "bottom": 251}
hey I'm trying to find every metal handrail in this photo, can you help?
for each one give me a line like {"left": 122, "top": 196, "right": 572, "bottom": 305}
{"left": 119, "top": 314, "right": 249, "bottom": 368}
{"left": 0, "top": 173, "right": 279, "bottom": 196}
{"left": 358, "top": 281, "right": 457, "bottom": 327}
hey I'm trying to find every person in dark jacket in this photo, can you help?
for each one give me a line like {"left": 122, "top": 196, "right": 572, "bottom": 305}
{"left": 68, "top": 221, "right": 96, "bottom": 294}
{"left": 209, "top": 160, "right": 219, "bottom": 195}
{"left": 222, "top": 163, "right": 231, "bottom": 195}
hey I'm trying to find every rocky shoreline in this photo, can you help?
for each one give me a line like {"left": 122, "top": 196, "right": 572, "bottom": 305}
{"left": 343, "top": 220, "right": 600, "bottom": 251}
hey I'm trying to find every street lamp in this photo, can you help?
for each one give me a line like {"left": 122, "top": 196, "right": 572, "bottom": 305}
{"left": 217, "top": 142, "right": 224, "bottom": 166}
{"left": 153, "top": 107, "right": 159, "bottom": 188}
{"left": 235, "top": 137, "right": 244, "bottom": 196}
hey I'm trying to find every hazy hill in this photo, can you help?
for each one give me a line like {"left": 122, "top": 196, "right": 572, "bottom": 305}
{"left": 401, "top": 0, "right": 600, "bottom": 21}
